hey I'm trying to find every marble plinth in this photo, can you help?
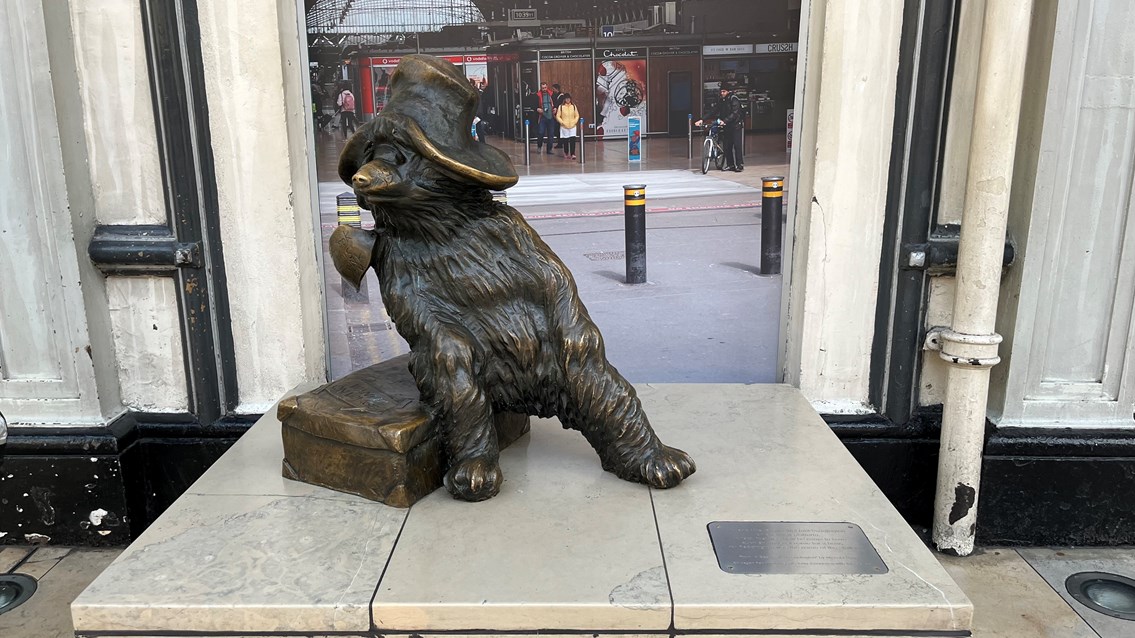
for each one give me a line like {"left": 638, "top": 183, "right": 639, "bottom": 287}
{"left": 72, "top": 384, "right": 972, "bottom": 638}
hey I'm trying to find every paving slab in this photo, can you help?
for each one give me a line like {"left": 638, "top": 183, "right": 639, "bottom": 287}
{"left": 645, "top": 384, "right": 972, "bottom": 633}
{"left": 938, "top": 548, "right": 1098, "bottom": 638}
{"left": 0, "top": 549, "right": 118, "bottom": 638}
{"left": 372, "top": 422, "right": 669, "bottom": 632}
{"left": 1019, "top": 547, "right": 1135, "bottom": 638}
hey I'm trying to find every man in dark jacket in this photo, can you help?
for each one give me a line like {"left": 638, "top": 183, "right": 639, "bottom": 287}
{"left": 535, "top": 81, "right": 556, "bottom": 154}
{"left": 697, "top": 84, "right": 745, "bottom": 171}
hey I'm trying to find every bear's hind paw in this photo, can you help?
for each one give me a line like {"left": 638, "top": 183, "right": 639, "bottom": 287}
{"left": 444, "top": 456, "right": 504, "bottom": 502}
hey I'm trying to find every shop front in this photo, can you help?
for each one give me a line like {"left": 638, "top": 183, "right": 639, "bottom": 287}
{"left": 701, "top": 42, "right": 798, "bottom": 132}
{"left": 486, "top": 36, "right": 795, "bottom": 141}
{"left": 359, "top": 53, "right": 489, "bottom": 120}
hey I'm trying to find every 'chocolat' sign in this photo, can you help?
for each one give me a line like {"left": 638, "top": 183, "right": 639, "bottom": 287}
{"left": 600, "top": 48, "right": 643, "bottom": 59}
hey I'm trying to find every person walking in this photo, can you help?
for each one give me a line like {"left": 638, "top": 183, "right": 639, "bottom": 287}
{"left": 555, "top": 93, "right": 580, "bottom": 160}
{"left": 695, "top": 83, "right": 744, "bottom": 171}
{"left": 311, "top": 84, "right": 331, "bottom": 131}
{"left": 535, "top": 81, "right": 556, "bottom": 154}
{"left": 336, "top": 84, "right": 357, "bottom": 138}
{"left": 474, "top": 81, "right": 493, "bottom": 143}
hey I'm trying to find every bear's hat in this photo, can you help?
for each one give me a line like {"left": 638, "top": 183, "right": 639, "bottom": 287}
{"left": 339, "top": 55, "right": 518, "bottom": 190}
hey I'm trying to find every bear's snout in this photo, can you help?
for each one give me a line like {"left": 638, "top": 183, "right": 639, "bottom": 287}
{"left": 352, "top": 161, "right": 396, "bottom": 196}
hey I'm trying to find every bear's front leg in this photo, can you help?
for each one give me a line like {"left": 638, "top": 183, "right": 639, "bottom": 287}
{"left": 410, "top": 336, "right": 503, "bottom": 501}
{"left": 556, "top": 321, "right": 695, "bottom": 488}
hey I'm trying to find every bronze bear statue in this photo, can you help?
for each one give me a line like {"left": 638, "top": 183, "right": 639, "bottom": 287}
{"left": 333, "top": 55, "right": 694, "bottom": 502}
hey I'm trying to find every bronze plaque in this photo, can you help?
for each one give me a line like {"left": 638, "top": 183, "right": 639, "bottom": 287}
{"left": 707, "top": 522, "right": 889, "bottom": 575}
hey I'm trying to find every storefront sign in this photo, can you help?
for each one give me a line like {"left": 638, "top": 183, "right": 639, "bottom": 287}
{"left": 755, "top": 42, "right": 799, "bottom": 54}
{"left": 367, "top": 57, "right": 401, "bottom": 66}
{"left": 540, "top": 49, "right": 591, "bottom": 61}
{"left": 464, "top": 55, "right": 487, "bottom": 64}
{"left": 649, "top": 46, "right": 700, "bottom": 57}
{"left": 508, "top": 8, "right": 539, "bottom": 26}
{"left": 703, "top": 44, "right": 753, "bottom": 56}
{"left": 486, "top": 52, "right": 519, "bottom": 63}
{"left": 600, "top": 48, "right": 644, "bottom": 59}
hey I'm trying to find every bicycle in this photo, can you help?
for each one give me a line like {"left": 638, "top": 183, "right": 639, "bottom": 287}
{"left": 699, "top": 121, "right": 727, "bottom": 174}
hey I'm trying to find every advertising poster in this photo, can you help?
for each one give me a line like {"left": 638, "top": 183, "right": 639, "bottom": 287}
{"left": 628, "top": 116, "right": 641, "bottom": 161}
{"left": 463, "top": 54, "right": 488, "bottom": 90}
{"left": 368, "top": 57, "right": 400, "bottom": 115}
{"left": 595, "top": 52, "right": 647, "bottom": 139}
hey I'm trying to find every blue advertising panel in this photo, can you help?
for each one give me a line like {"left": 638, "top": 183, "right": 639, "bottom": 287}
{"left": 628, "top": 116, "right": 641, "bottom": 161}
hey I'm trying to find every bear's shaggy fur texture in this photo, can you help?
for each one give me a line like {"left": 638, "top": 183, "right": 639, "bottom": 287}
{"left": 340, "top": 119, "right": 695, "bottom": 502}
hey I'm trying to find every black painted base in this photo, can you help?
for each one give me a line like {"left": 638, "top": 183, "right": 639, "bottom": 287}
{"left": 831, "top": 410, "right": 1135, "bottom": 546}
{"left": 0, "top": 414, "right": 249, "bottom": 546}
{"left": 3, "top": 407, "right": 1133, "bottom": 547}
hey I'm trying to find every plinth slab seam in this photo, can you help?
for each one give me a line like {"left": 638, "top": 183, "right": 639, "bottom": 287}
{"left": 370, "top": 505, "right": 412, "bottom": 632}
{"left": 649, "top": 487, "right": 678, "bottom": 631}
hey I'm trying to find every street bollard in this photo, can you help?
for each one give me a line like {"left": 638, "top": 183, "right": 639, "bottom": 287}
{"left": 688, "top": 114, "right": 693, "bottom": 159}
{"left": 579, "top": 118, "right": 585, "bottom": 165}
{"left": 336, "top": 192, "right": 362, "bottom": 228}
{"left": 336, "top": 191, "right": 369, "bottom": 302}
{"left": 624, "top": 184, "right": 647, "bottom": 284}
{"left": 524, "top": 119, "right": 531, "bottom": 166}
{"left": 760, "top": 176, "right": 784, "bottom": 275}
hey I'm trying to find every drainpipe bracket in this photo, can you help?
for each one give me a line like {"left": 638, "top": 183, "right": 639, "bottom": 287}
{"left": 925, "top": 326, "right": 1002, "bottom": 367}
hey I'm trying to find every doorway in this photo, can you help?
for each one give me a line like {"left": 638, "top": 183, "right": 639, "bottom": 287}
{"left": 667, "top": 70, "right": 692, "bottom": 136}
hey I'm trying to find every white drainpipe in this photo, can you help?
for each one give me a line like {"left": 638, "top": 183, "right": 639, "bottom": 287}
{"left": 931, "top": 0, "right": 1034, "bottom": 556}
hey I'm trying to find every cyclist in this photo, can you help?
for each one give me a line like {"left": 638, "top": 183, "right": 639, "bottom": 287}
{"left": 695, "top": 83, "right": 744, "bottom": 172}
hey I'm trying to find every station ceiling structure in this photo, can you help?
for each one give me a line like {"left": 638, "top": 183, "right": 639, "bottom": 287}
{"left": 305, "top": 0, "right": 664, "bottom": 36}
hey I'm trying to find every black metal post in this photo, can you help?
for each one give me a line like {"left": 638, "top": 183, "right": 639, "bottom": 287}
{"left": 579, "top": 118, "right": 585, "bottom": 165}
{"left": 761, "top": 176, "right": 783, "bottom": 275}
{"left": 624, "top": 184, "right": 647, "bottom": 284}
{"left": 688, "top": 113, "right": 693, "bottom": 159}
{"left": 524, "top": 119, "right": 531, "bottom": 165}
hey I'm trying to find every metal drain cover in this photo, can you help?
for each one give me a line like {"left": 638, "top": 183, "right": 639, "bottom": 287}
{"left": 0, "top": 574, "right": 38, "bottom": 616}
{"left": 1067, "top": 571, "right": 1135, "bottom": 621}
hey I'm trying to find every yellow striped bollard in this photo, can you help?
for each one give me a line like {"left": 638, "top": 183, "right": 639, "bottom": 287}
{"left": 761, "top": 176, "right": 783, "bottom": 275}
{"left": 624, "top": 184, "right": 647, "bottom": 284}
